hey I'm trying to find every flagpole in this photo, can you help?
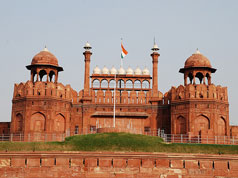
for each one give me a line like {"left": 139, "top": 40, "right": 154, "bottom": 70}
{"left": 113, "top": 73, "right": 116, "bottom": 128}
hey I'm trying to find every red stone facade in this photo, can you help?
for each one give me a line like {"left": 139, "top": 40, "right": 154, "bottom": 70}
{"left": 1, "top": 43, "right": 235, "bottom": 139}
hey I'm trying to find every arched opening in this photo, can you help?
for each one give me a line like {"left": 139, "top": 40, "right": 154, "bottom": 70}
{"left": 188, "top": 72, "right": 193, "bottom": 84}
{"left": 134, "top": 80, "right": 141, "bottom": 89}
{"left": 109, "top": 79, "right": 116, "bottom": 88}
{"left": 16, "top": 113, "right": 23, "bottom": 132}
{"left": 92, "top": 79, "right": 100, "bottom": 88}
{"left": 101, "top": 79, "right": 108, "bottom": 88}
{"left": 39, "top": 70, "right": 47, "bottom": 82}
{"left": 176, "top": 116, "right": 186, "bottom": 134}
{"left": 117, "top": 79, "right": 125, "bottom": 88}
{"left": 33, "top": 70, "right": 37, "bottom": 82}
{"left": 206, "top": 73, "right": 210, "bottom": 85}
{"left": 30, "top": 112, "right": 46, "bottom": 132}
{"left": 49, "top": 71, "right": 55, "bottom": 82}
{"left": 54, "top": 114, "right": 65, "bottom": 132}
{"left": 195, "top": 72, "right": 204, "bottom": 84}
{"left": 142, "top": 80, "right": 150, "bottom": 89}
{"left": 194, "top": 115, "right": 210, "bottom": 134}
{"left": 217, "top": 117, "right": 226, "bottom": 136}
{"left": 126, "top": 80, "right": 133, "bottom": 89}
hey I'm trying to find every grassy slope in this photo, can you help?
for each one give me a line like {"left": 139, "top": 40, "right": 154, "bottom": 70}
{"left": 0, "top": 132, "right": 238, "bottom": 154}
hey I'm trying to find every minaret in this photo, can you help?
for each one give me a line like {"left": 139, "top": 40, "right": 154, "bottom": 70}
{"left": 151, "top": 41, "right": 160, "bottom": 97}
{"left": 83, "top": 42, "right": 92, "bottom": 97}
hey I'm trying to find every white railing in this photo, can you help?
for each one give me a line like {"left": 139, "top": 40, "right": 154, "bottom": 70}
{"left": 0, "top": 129, "right": 238, "bottom": 145}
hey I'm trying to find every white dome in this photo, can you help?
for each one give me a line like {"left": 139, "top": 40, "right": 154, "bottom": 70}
{"left": 118, "top": 66, "right": 126, "bottom": 75}
{"left": 142, "top": 67, "right": 149, "bottom": 75}
{"left": 126, "top": 67, "right": 134, "bottom": 75}
{"left": 102, "top": 66, "right": 109, "bottom": 74}
{"left": 110, "top": 66, "right": 117, "bottom": 74}
{"left": 134, "top": 67, "right": 142, "bottom": 75}
{"left": 93, "top": 66, "right": 101, "bottom": 74}
{"left": 85, "top": 42, "right": 91, "bottom": 48}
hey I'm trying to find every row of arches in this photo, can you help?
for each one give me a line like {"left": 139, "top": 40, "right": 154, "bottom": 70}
{"left": 14, "top": 112, "right": 65, "bottom": 133}
{"left": 31, "top": 69, "right": 58, "bottom": 83}
{"left": 175, "top": 115, "right": 226, "bottom": 136}
{"left": 92, "top": 79, "right": 150, "bottom": 89}
{"left": 184, "top": 72, "right": 211, "bottom": 85}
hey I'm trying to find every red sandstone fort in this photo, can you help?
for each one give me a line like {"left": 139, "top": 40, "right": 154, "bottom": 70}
{"left": 1, "top": 42, "right": 238, "bottom": 141}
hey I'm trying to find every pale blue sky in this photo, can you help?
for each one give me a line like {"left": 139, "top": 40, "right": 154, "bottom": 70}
{"left": 0, "top": 0, "right": 238, "bottom": 124}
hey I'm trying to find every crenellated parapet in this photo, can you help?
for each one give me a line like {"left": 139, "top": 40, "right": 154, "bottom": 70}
{"left": 13, "top": 81, "right": 74, "bottom": 101}
{"left": 170, "top": 84, "right": 228, "bottom": 102}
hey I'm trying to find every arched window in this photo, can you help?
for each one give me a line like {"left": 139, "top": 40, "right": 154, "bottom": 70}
{"left": 217, "top": 117, "right": 226, "bottom": 136}
{"left": 109, "top": 79, "right": 116, "bottom": 88}
{"left": 117, "top": 79, "right": 125, "bottom": 88}
{"left": 49, "top": 71, "right": 55, "bottom": 82}
{"left": 126, "top": 80, "right": 133, "bottom": 88}
{"left": 92, "top": 79, "right": 100, "bottom": 88}
{"left": 206, "top": 73, "right": 210, "bottom": 85}
{"left": 134, "top": 80, "right": 141, "bottom": 89}
{"left": 101, "top": 79, "right": 108, "bottom": 88}
{"left": 142, "top": 80, "right": 150, "bottom": 89}
{"left": 39, "top": 70, "right": 47, "bottom": 82}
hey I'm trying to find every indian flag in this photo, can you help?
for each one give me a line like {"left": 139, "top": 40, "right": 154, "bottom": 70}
{"left": 121, "top": 43, "right": 128, "bottom": 59}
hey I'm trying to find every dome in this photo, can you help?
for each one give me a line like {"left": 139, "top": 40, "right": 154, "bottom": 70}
{"left": 110, "top": 66, "right": 117, "bottom": 74}
{"left": 31, "top": 47, "right": 59, "bottom": 66}
{"left": 118, "top": 66, "right": 126, "bottom": 75}
{"left": 184, "top": 50, "right": 212, "bottom": 68}
{"left": 93, "top": 66, "right": 101, "bottom": 74}
{"left": 142, "top": 67, "right": 150, "bottom": 75}
{"left": 134, "top": 67, "right": 142, "bottom": 75}
{"left": 102, "top": 66, "right": 109, "bottom": 74}
{"left": 126, "top": 67, "right": 134, "bottom": 75}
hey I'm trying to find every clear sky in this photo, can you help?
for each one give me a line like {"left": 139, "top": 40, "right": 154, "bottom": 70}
{"left": 0, "top": 0, "right": 237, "bottom": 124}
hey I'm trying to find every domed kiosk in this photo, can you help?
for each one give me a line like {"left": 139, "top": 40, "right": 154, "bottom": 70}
{"left": 26, "top": 47, "right": 63, "bottom": 83}
{"left": 179, "top": 49, "right": 216, "bottom": 85}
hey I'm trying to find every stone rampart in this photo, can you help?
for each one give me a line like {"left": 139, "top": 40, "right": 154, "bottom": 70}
{"left": 0, "top": 151, "right": 237, "bottom": 177}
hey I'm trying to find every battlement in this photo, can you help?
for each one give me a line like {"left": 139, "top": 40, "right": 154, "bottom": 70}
{"left": 13, "top": 81, "right": 74, "bottom": 101}
{"left": 170, "top": 84, "right": 228, "bottom": 102}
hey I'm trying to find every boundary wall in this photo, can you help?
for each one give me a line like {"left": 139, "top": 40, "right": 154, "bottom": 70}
{"left": 0, "top": 151, "right": 238, "bottom": 178}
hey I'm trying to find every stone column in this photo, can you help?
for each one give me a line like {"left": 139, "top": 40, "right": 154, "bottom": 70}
{"left": 151, "top": 52, "right": 160, "bottom": 97}
{"left": 83, "top": 51, "right": 92, "bottom": 97}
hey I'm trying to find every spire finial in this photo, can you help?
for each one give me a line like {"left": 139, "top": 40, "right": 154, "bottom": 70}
{"left": 84, "top": 41, "right": 92, "bottom": 51}
{"left": 195, "top": 48, "right": 201, "bottom": 54}
{"left": 43, "top": 46, "right": 49, "bottom": 52}
{"left": 151, "top": 38, "right": 159, "bottom": 52}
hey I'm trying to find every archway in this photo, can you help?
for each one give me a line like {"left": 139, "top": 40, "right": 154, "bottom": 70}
{"left": 49, "top": 71, "right": 55, "bottom": 82}
{"left": 54, "top": 114, "right": 65, "bottom": 132}
{"left": 194, "top": 115, "right": 210, "bottom": 134}
{"left": 134, "top": 80, "right": 141, "bottom": 89}
{"left": 142, "top": 80, "right": 150, "bottom": 89}
{"left": 217, "top": 117, "right": 226, "bottom": 136}
{"left": 16, "top": 113, "right": 23, "bottom": 132}
{"left": 30, "top": 112, "right": 46, "bottom": 132}
{"left": 176, "top": 116, "right": 186, "bottom": 134}
{"left": 92, "top": 79, "right": 100, "bottom": 88}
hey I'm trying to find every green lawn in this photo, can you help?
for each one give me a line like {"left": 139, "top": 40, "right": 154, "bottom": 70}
{"left": 0, "top": 132, "right": 238, "bottom": 154}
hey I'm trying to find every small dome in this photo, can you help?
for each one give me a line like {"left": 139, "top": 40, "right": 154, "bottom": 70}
{"left": 184, "top": 50, "right": 212, "bottom": 68}
{"left": 118, "top": 66, "right": 126, "bottom": 75}
{"left": 102, "top": 66, "right": 109, "bottom": 74}
{"left": 134, "top": 67, "right": 142, "bottom": 75}
{"left": 31, "top": 47, "right": 59, "bottom": 66}
{"left": 93, "top": 66, "right": 101, "bottom": 74}
{"left": 110, "top": 66, "right": 117, "bottom": 74}
{"left": 142, "top": 67, "right": 150, "bottom": 75}
{"left": 126, "top": 67, "right": 134, "bottom": 75}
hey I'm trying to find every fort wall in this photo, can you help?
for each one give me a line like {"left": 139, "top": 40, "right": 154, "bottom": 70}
{"left": 0, "top": 152, "right": 237, "bottom": 177}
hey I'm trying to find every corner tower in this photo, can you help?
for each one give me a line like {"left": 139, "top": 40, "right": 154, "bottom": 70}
{"left": 169, "top": 50, "right": 229, "bottom": 141}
